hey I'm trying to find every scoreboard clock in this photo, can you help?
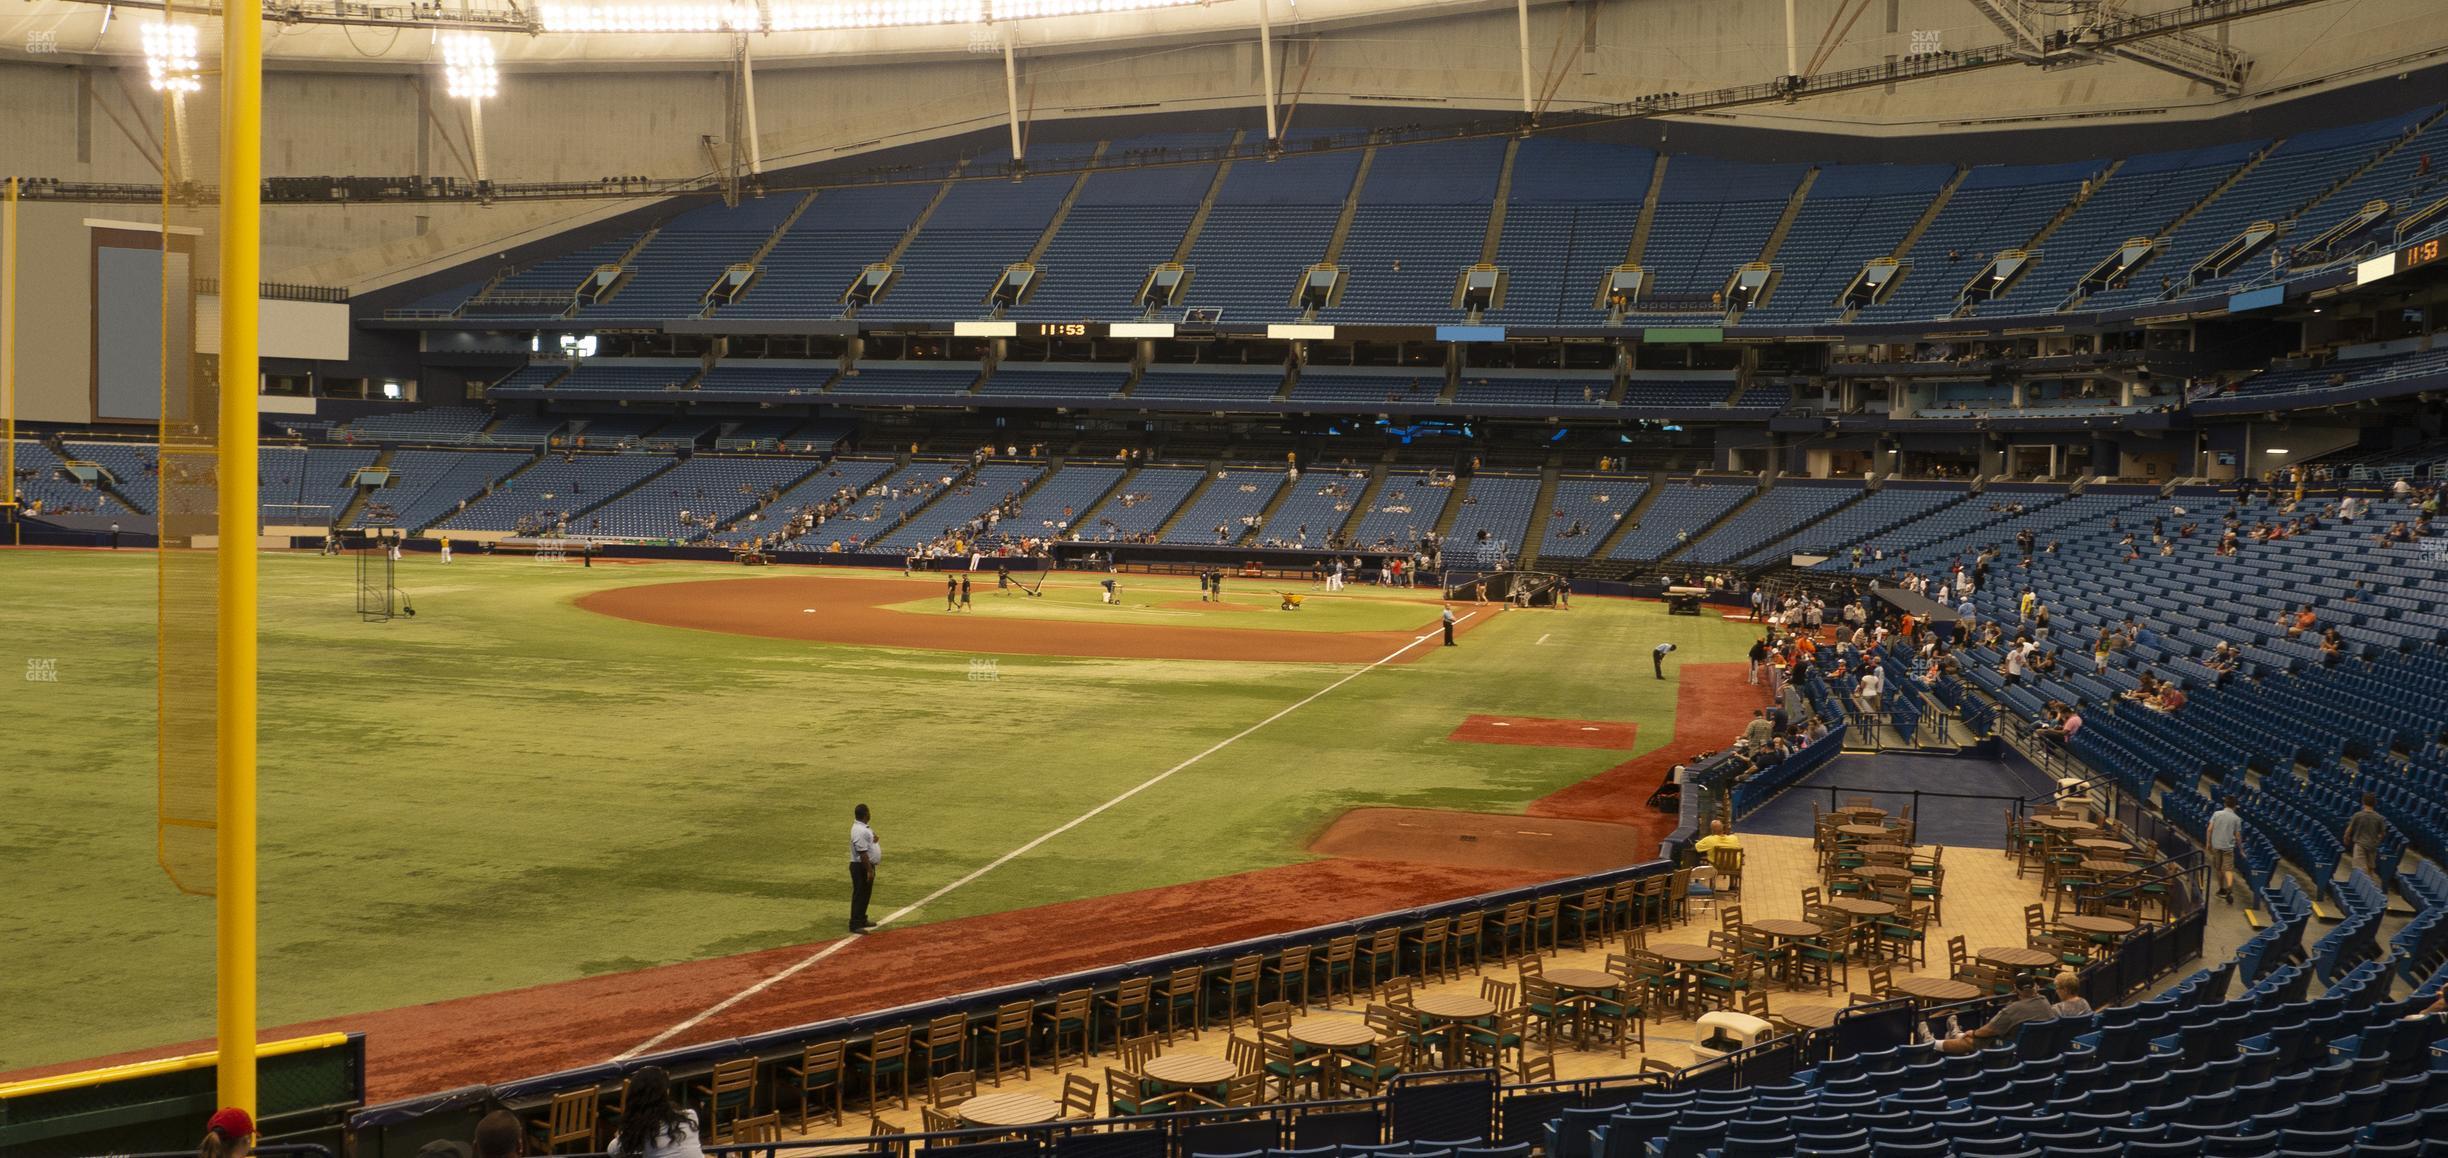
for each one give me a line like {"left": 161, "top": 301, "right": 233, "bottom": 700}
{"left": 1022, "top": 322, "right": 1096, "bottom": 338}
{"left": 2403, "top": 237, "right": 2445, "bottom": 276}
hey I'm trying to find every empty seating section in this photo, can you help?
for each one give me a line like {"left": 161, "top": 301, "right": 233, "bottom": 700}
{"left": 552, "top": 360, "right": 700, "bottom": 395}
{"left": 1179, "top": 141, "right": 1362, "bottom": 323}
{"left": 979, "top": 363, "right": 1128, "bottom": 399}
{"left": 1538, "top": 475, "right": 1648, "bottom": 560}
{"left": 2200, "top": 344, "right": 2448, "bottom": 410}
{"left": 873, "top": 463, "right": 1046, "bottom": 550}
{"left": 476, "top": 236, "right": 637, "bottom": 313}
{"left": 11, "top": 440, "right": 133, "bottom": 515}
{"left": 1756, "top": 484, "right": 1966, "bottom": 561}
{"left": 1344, "top": 473, "right": 1451, "bottom": 549}
{"left": 1007, "top": 140, "right": 1222, "bottom": 321}
{"left": 1323, "top": 138, "right": 1506, "bottom": 322}
{"left": 1678, "top": 482, "right": 1856, "bottom": 565}
{"left": 1607, "top": 480, "right": 1752, "bottom": 561}
{"left": 60, "top": 442, "right": 157, "bottom": 514}
{"left": 1828, "top": 489, "right": 2137, "bottom": 571}
{"left": 2282, "top": 107, "right": 2448, "bottom": 264}
{"left": 1619, "top": 378, "right": 1735, "bottom": 409}
{"left": 723, "top": 185, "right": 934, "bottom": 318}
{"left": 572, "top": 415, "right": 665, "bottom": 446}
{"left": 1260, "top": 471, "right": 1370, "bottom": 547}
{"left": 576, "top": 455, "right": 817, "bottom": 541}
{"left": 2090, "top": 110, "right": 2432, "bottom": 309}
{"left": 483, "top": 365, "right": 568, "bottom": 397}
{"left": 342, "top": 406, "right": 493, "bottom": 443}
{"left": 485, "top": 415, "right": 567, "bottom": 446}
{"left": 1130, "top": 365, "right": 1285, "bottom": 403}
{"left": 1076, "top": 466, "right": 1204, "bottom": 539}
{"left": 1449, "top": 370, "right": 1612, "bottom": 408}
{"left": 713, "top": 458, "right": 897, "bottom": 545}
{"left": 717, "top": 418, "right": 821, "bottom": 451}
{"left": 830, "top": 361, "right": 981, "bottom": 397}
{"left": 435, "top": 453, "right": 670, "bottom": 533}
{"left": 1858, "top": 160, "right": 2094, "bottom": 321}
{"left": 1290, "top": 366, "right": 1446, "bottom": 406}
{"left": 858, "top": 163, "right": 1074, "bottom": 322}
{"left": 1623, "top": 157, "right": 1808, "bottom": 322}
{"left": 995, "top": 464, "right": 1125, "bottom": 543}
{"left": 585, "top": 197, "right": 800, "bottom": 320}
{"left": 357, "top": 449, "right": 527, "bottom": 529}
{"left": 1484, "top": 138, "right": 1653, "bottom": 325}
{"left": 1161, "top": 468, "right": 1286, "bottom": 544}
{"left": 1439, "top": 474, "right": 1539, "bottom": 560}
{"left": 1743, "top": 163, "right": 1954, "bottom": 325}
{"left": 1728, "top": 383, "right": 1788, "bottom": 411}
{"left": 1978, "top": 143, "right": 2261, "bottom": 315}
{"left": 696, "top": 362, "right": 836, "bottom": 397}
{"left": 259, "top": 446, "right": 378, "bottom": 525}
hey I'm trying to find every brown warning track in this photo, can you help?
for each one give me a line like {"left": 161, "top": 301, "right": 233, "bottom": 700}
{"left": 0, "top": 860, "right": 1552, "bottom": 1102}
{"left": 1448, "top": 714, "right": 1641, "bottom": 749}
{"left": 579, "top": 577, "right": 1474, "bottom": 663}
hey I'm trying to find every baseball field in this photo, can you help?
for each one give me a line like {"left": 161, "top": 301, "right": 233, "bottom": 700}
{"left": 0, "top": 548, "right": 1760, "bottom": 1093}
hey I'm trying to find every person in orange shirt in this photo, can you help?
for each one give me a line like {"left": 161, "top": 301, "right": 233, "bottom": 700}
{"left": 2287, "top": 605, "right": 2316, "bottom": 638}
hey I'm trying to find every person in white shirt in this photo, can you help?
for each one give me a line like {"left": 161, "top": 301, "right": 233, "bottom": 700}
{"left": 2003, "top": 644, "right": 2026, "bottom": 684}
{"left": 2049, "top": 970, "right": 2094, "bottom": 1019}
{"left": 849, "top": 804, "right": 882, "bottom": 933}
{"left": 608, "top": 1068, "right": 706, "bottom": 1158}
{"left": 1855, "top": 669, "right": 1884, "bottom": 720}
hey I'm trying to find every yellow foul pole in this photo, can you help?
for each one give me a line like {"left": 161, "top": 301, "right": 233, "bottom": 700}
{"left": 217, "top": 0, "right": 262, "bottom": 1119}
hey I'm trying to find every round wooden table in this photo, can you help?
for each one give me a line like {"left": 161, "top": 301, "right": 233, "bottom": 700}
{"left": 1978, "top": 946, "right": 2059, "bottom": 970}
{"left": 1292, "top": 1020, "right": 1378, "bottom": 1050}
{"left": 1410, "top": 993, "right": 1497, "bottom": 1021}
{"left": 2033, "top": 815, "right": 2097, "bottom": 832}
{"left": 1823, "top": 896, "right": 1894, "bottom": 918}
{"left": 1835, "top": 806, "right": 1887, "bottom": 820}
{"left": 1889, "top": 976, "right": 1980, "bottom": 1002}
{"left": 1544, "top": 968, "right": 1624, "bottom": 992}
{"left": 1837, "top": 823, "right": 1891, "bottom": 838}
{"left": 2073, "top": 838, "right": 2134, "bottom": 853}
{"left": 958, "top": 1092, "right": 1061, "bottom": 1128}
{"left": 1750, "top": 919, "right": 1826, "bottom": 939}
{"left": 1777, "top": 1003, "right": 1841, "bottom": 1030}
{"left": 1647, "top": 942, "right": 1724, "bottom": 966}
{"left": 2080, "top": 859, "right": 2137, "bottom": 875}
{"left": 1856, "top": 865, "right": 1915, "bottom": 884}
{"left": 2056, "top": 915, "right": 2137, "bottom": 937}
{"left": 1141, "top": 1054, "right": 1238, "bottom": 1089}
{"left": 1858, "top": 844, "right": 1914, "bottom": 860}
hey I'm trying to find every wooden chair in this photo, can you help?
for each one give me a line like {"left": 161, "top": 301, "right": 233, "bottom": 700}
{"left": 1211, "top": 954, "right": 1263, "bottom": 1029}
{"left": 730, "top": 1113, "right": 781, "bottom": 1147}
{"left": 1707, "top": 846, "right": 1745, "bottom": 898}
{"left": 1690, "top": 957, "right": 1755, "bottom": 1015}
{"left": 1518, "top": 1055, "right": 1555, "bottom": 1085}
{"left": 1800, "top": 885, "right": 1822, "bottom": 910}
{"left": 1492, "top": 900, "right": 1531, "bottom": 960}
{"left": 1665, "top": 868, "right": 1694, "bottom": 925}
{"left": 693, "top": 1058, "right": 759, "bottom": 1142}
{"left": 1224, "top": 1034, "right": 1266, "bottom": 1075}
{"left": 1864, "top": 963, "right": 1894, "bottom": 1001}
{"left": 1451, "top": 909, "right": 1487, "bottom": 974}
{"left": 780, "top": 1042, "right": 845, "bottom": 1130}
{"left": 1480, "top": 976, "right": 1518, "bottom": 1012}
{"left": 1717, "top": 902, "right": 1745, "bottom": 932}
{"left": 1634, "top": 875, "right": 1671, "bottom": 930}
{"left": 1529, "top": 894, "right": 1563, "bottom": 956}
{"left": 1585, "top": 981, "right": 1645, "bottom": 1057}
{"left": 1105, "top": 1067, "right": 1172, "bottom": 1117}
{"left": 1562, "top": 887, "right": 1609, "bottom": 948}
{"left": 979, "top": 1001, "right": 1032, "bottom": 1086}
{"left": 1252, "top": 1000, "right": 1294, "bottom": 1044}
{"left": 1874, "top": 907, "right": 1929, "bottom": 970}
{"left": 1520, "top": 975, "right": 1568, "bottom": 1044}
{"left": 1340, "top": 1035, "right": 1409, "bottom": 1094}
{"left": 1375, "top": 974, "right": 1417, "bottom": 1008}
{"left": 919, "top": 1107, "right": 960, "bottom": 1134}
{"left": 1157, "top": 965, "right": 1204, "bottom": 1042}
{"left": 526, "top": 1087, "right": 599, "bottom": 1155}
{"left": 1260, "top": 1035, "right": 1322, "bottom": 1101}
{"left": 1038, "top": 988, "right": 1095, "bottom": 1072}
{"left": 1739, "top": 989, "right": 1772, "bottom": 1025}
{"left": 1910, "top": 849, "right": 1947, "bottom": 922}
{"left": 1358, "top": 928, "right": 1402, "bottom": 993}
{"left": 1461, "top": 1007, "right": 1527, "bottom": 1074}
{"left": 1099, "top": 977, "right": 1155, "bottom": 1044}
{"left": 1116, "top": 1032, "right": 1161, "bottom": 1074}
{"left": 1948, "top": 935, "right": 1972, "bottom": 980}
{"left": 854, "top": 1025, "right": 913, "bottom": 1110}
{"left": 1314, "top": 934, "right": 1360, "bottom": 1007}
{"left": 1405, "top": 917, "right": 1454, "bottom": 982}
{"left": 1059, "top": 1073, "right": 1099, "bottom": 1120}
{"left": 927, "top": 1073, "right": 977, "bottom": 1110}
{"left": 1264, "top": 945, "right": 1314, "bottom": 1008}
{"left": 1789, "top": 921, "right": 1848, "bottom": 996}
{"left": 917, "top": 1012, "right": 971, "bottom": 1080}
{"left": 1604, "top": 880, "right": 1641, "bottom": 941}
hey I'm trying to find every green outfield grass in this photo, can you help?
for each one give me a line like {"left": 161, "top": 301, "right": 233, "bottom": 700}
{"left": 0, "top": 550, "right": 1752, "bottom": 1072}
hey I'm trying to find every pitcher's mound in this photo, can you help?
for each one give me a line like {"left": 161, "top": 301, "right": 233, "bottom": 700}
{"left": 1309, "top": 807, "right": 1651, "bottom": 875}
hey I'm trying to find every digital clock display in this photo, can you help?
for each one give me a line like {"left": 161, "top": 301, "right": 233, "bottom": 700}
{"left": 1026, "top": 323, "right": 1094, "bottom": 338}
{"left": 2404, "top": 238, "right": 2445, "bottom": 274}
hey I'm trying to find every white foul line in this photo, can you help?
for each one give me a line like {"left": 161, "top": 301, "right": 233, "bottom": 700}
{"left": 612, "top": 611, "right": 1478, "bottom": 1061}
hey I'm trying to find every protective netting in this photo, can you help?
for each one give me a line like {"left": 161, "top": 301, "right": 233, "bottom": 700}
{"left": 154, "top": 2, "right": 223, "bottom": 897}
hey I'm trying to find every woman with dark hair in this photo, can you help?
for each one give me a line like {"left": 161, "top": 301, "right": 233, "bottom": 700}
{"left": 608, "top": 1067, "right": 704, "bottom": 1158}
{"left": 200, "top": 1107, "right": 255, "bottom": 1158}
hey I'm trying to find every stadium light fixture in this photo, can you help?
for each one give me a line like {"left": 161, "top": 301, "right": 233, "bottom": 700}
{"left": 143, "top": 21, "right": 203, "bottom": 94}
{"left": 535, "top": 0, "right": 1197, "bottom": 32}
{"left": 990, "top": 0, "right": 1202, "bottom": 17}
{"left": 768, "top": 0, "right": 985, "bottom": 31}
{"left": 442, "top": 33, "right": 499, "bottom": 101}
{"left": 535, "top": 3, "right": 761, "bottom": 32}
